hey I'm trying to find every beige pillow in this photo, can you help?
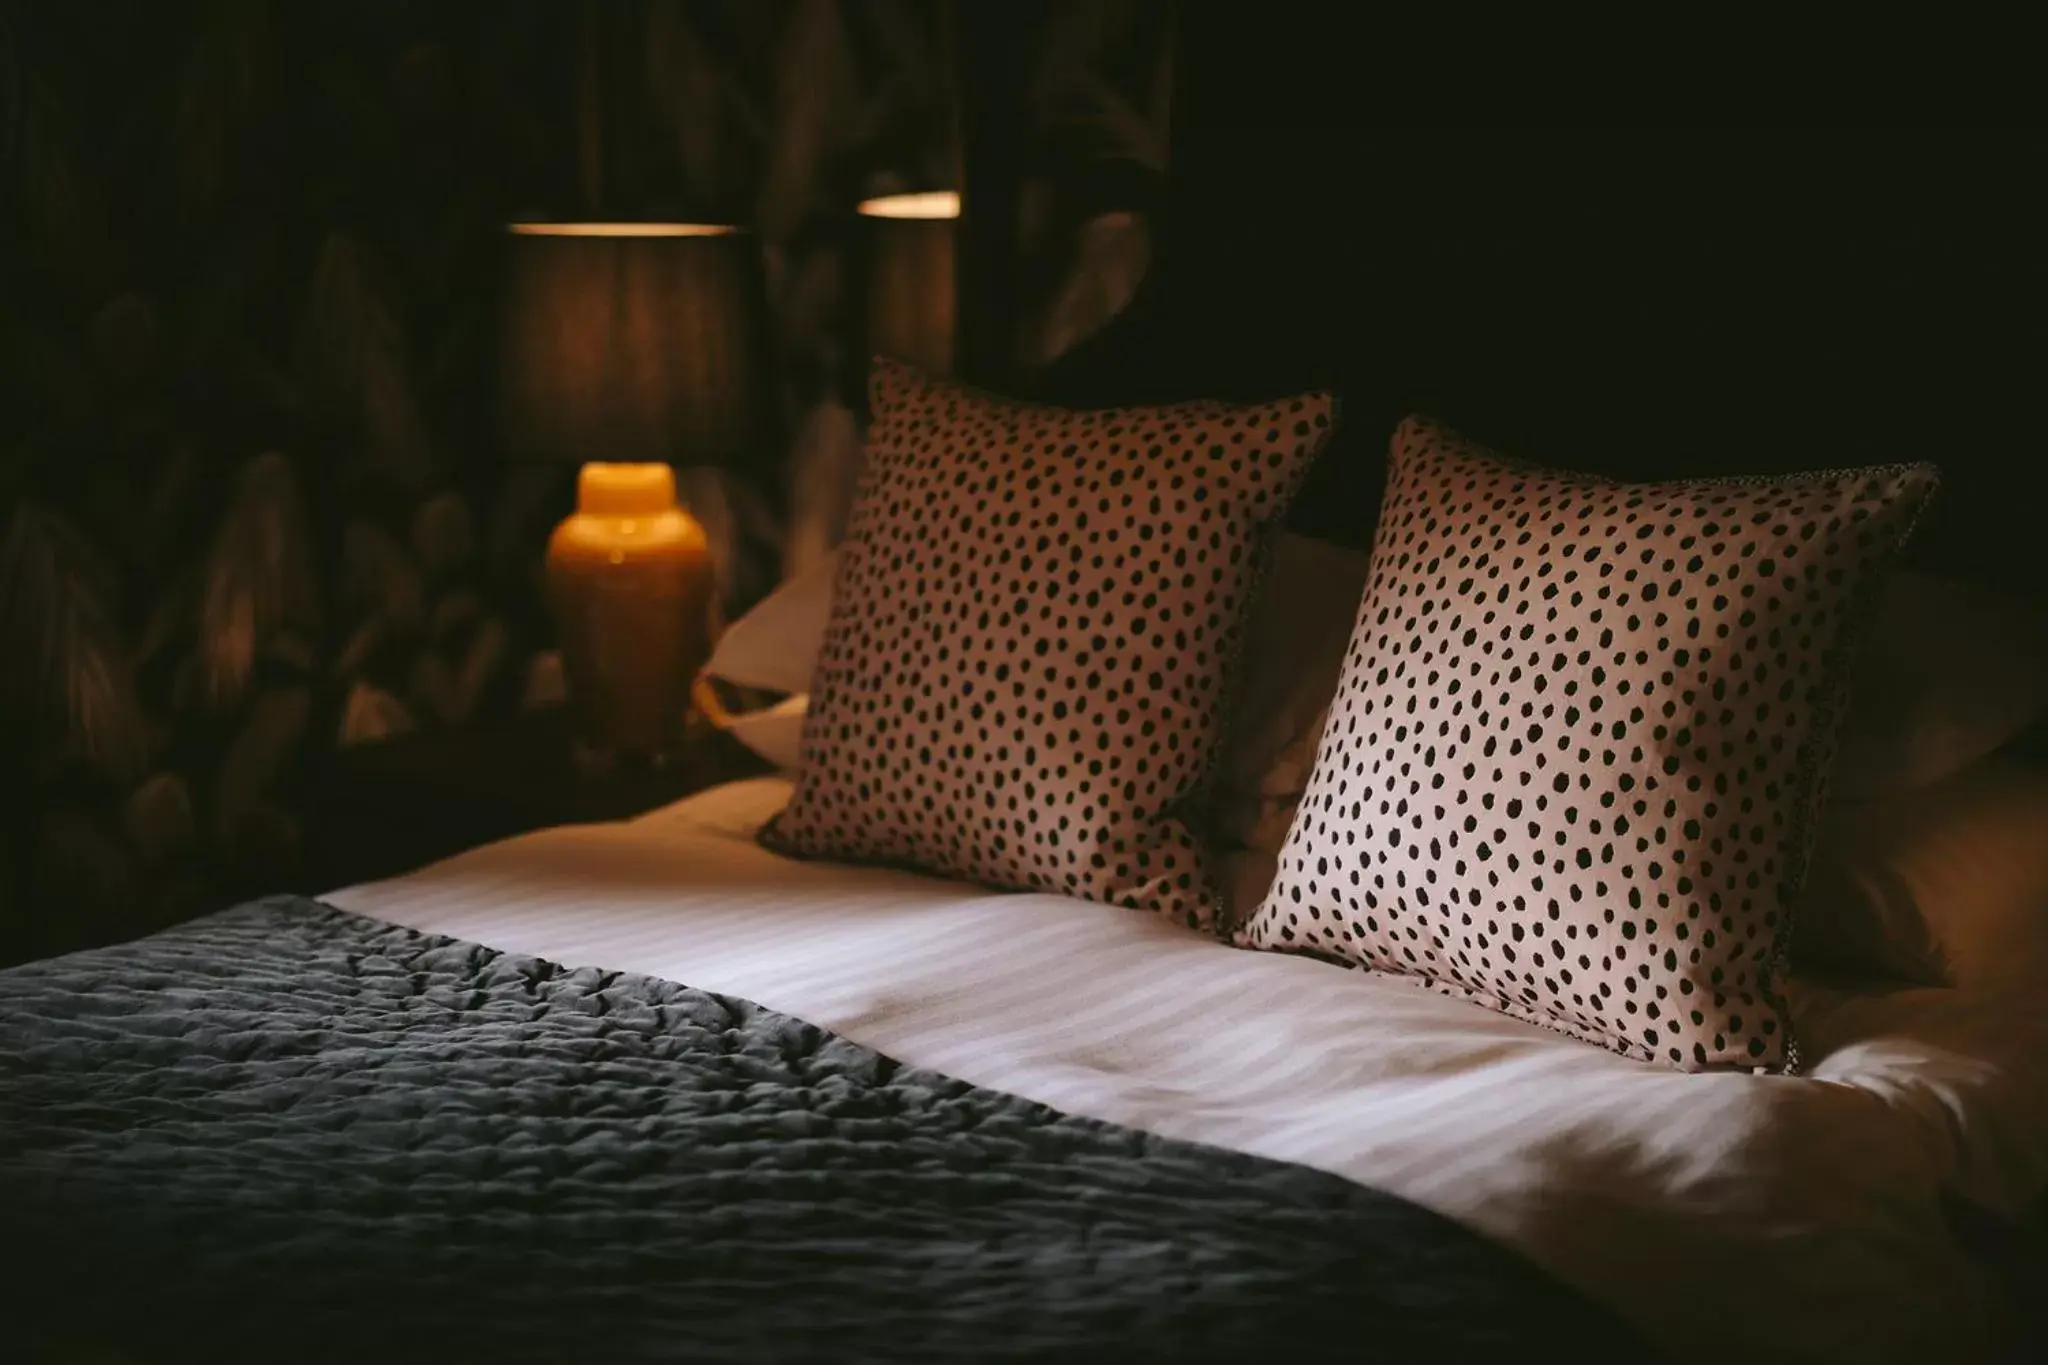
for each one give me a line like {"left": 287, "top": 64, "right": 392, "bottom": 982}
{"left": 1830, "top": 571, "right": 2048, "bottom": 798}
{"left": 1796, "top": 755, "right": 2048, "bottom": 990}
{"left": 1211, "top": 536, "right": 1372, "bottom": 845}
{"left": 761, "top": 359, "right": 1337, "bottom": 927}
{"left": 1235, "top": 415, "right": 1939, "bottom": 1071}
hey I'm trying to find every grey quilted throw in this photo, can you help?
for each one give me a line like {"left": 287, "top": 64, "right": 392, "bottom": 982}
{"left": 0, "top": 897, "right": 1656, "bottom": 1364}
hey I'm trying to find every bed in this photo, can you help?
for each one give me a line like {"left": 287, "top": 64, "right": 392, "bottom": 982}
{"left": 8, "top": 27, "right": 2048, "bottom": 1365}
{"left": 4, "top": 772, "right": 2046, "bottom": 1363}
{"left": 0, "top": 805, "right": 1664, "bottom": 1365}
{"left": 318, "top": 783, "right": 2048, "bottom": 1362}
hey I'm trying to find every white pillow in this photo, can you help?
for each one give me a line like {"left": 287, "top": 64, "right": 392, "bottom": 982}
{"left": 1796, "top": 755, "right": 2048, "bottom": 990}
{"left": 1832, "top": 570, "right": 2048, "bottom": 798}
{"left": 708, "top": 693, "right": 810, "bottom": 772}
{"left": 694, "top": 552, "right": 838, "bottom": 770}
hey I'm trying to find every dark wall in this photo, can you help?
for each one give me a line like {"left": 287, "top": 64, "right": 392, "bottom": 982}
{"left": 1055, "top": 15, "right": 2047, "bottom": 602}
{"left": 0, "top": 0, "right": 1175, "bottom": 964}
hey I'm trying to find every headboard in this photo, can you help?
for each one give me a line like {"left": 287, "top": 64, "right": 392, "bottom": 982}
{"left": 1038, "top": 19, "right": 2047, "bottom": 605}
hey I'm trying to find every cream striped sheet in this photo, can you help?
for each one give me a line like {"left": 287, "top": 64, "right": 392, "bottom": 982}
{"left": 327, "top": 776, "right": 2048, "bottom": 1365}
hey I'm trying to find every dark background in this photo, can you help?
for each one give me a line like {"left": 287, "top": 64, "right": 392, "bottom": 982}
{"left": 1052, "top": 16, "right": 2046, "bottom": 601}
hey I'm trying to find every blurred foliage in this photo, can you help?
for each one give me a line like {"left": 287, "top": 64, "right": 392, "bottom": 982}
{"left": 0, "top": 0, "right": 960, "bottom": 964}
{"left": 0, "top": 0, "right": 1169, "bottom": 965}
{"left": 1, "top": 1, "right": 608, "bottom": 956}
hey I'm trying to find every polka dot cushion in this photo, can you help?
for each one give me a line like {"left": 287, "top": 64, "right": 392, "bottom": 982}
{"left": 760, "top": 359, "right": 1337, "bottom": 927}
{"left": 1233, "top": 416, "right": 1939, "bottom": 1071}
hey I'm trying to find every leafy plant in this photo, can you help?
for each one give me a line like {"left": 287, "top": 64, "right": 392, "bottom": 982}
{"left": 199, "top": 451, "right": 321, "bottom": 713}
{"left": 0, "top": 0, "right": 575, "bottom": 962}
{"left": 0, "top": 500, "right": 149, "bottom": 784}
{"left": 0, "top": 0, "right": 1135, "bottom": 967}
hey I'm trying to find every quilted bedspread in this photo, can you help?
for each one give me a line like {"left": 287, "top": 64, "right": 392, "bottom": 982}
{"left": 0, "top": 898, "right": 1655, "bottom": 1364}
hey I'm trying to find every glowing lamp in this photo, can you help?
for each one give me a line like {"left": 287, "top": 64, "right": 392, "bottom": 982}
{"left": 856, "top": 191, "right": 960, "bottom": 377}
{"left": 545, "top": 463, "right": 711, "bottom": 763}
{"left": 500, "top": 221, "right": 761, "bottom": 468}
{"left": 501, "top": 221, "right": 761, "bottom": 762}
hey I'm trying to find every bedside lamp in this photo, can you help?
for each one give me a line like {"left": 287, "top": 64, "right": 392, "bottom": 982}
{"left": 500, "top": 221, "right": 763, "bottom": 765}
{"left": 856, "top": 191, "right": 960, "bottom": 377}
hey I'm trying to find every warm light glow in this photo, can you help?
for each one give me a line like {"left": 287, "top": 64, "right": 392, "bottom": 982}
{"left": 507, "top": 222, "right": 739, "bottom": 238}
{"left": 856, "top": 191, "right": 961, "bottom": 221}
{"left": 577, "top": 462, "right": 680, "bottom": 518}
{"left": 500, "top": 219, "right": 759, "bottom": 466}
{"left": 549, "top": 463, "right": 714, "bottom": 758}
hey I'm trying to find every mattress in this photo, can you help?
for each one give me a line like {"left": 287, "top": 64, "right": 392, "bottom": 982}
{"left": 329, "top": 776, "right": 2048, "bottom": 1365}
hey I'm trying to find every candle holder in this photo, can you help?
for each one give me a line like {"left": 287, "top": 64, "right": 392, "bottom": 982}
{"left": 546, "top": 463, "right": 712, "bottom": 769}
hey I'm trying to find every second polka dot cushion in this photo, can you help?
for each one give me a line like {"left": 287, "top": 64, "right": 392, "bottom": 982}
{"left": 1234, "top": 416, "right": 1939, "bottom": 1071}
{"left": 760, "top": 359, "right": 1337, "bottom": 927}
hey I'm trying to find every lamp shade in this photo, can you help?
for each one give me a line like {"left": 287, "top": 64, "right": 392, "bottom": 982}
{"left": 500, "top": 223, "right": 763, "bottom": 467}
{"left": 856, "top": 191, "right": 959, "bottom": 377}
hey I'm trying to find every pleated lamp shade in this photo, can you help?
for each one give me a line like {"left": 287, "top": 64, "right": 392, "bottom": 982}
{"left": 499, "top": 222, "right": 763, "bottom": 467}
{"left": 856, "top": 191, "right": 959, "bottom": 378}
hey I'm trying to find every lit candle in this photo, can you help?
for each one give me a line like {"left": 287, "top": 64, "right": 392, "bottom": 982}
{"left": 546, "top": 463, "right": 712, "bottom": 762}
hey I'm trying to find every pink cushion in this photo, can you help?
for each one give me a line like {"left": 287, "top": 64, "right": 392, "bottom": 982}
{"left": 1234, "top": 415, "right": 1939, "bottom": 1071}
{"left": 1797, "top": 755, "right": 2048, "bottom": 989}
{"left": 1829, "top": 571, "right": 2048, "bottom": 798}
{"left": 760, "top": 359, "right": 1337, "bottom": 926}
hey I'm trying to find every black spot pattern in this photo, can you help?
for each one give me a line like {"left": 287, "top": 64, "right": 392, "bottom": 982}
{"left": 762, "top": 359, "right": 1336, "bottom": 926}
{"left": 1235, "top": 417, "right": 1938, "bottom": 1071}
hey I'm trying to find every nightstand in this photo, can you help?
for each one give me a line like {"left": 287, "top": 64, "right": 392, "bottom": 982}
{"left": 303, "top": 708, "right": 773, "bottom": 893}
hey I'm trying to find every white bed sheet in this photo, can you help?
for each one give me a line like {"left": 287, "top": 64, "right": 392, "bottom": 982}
{"left": 327, "top": 776, "right": 2048, "bottom": 1365}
